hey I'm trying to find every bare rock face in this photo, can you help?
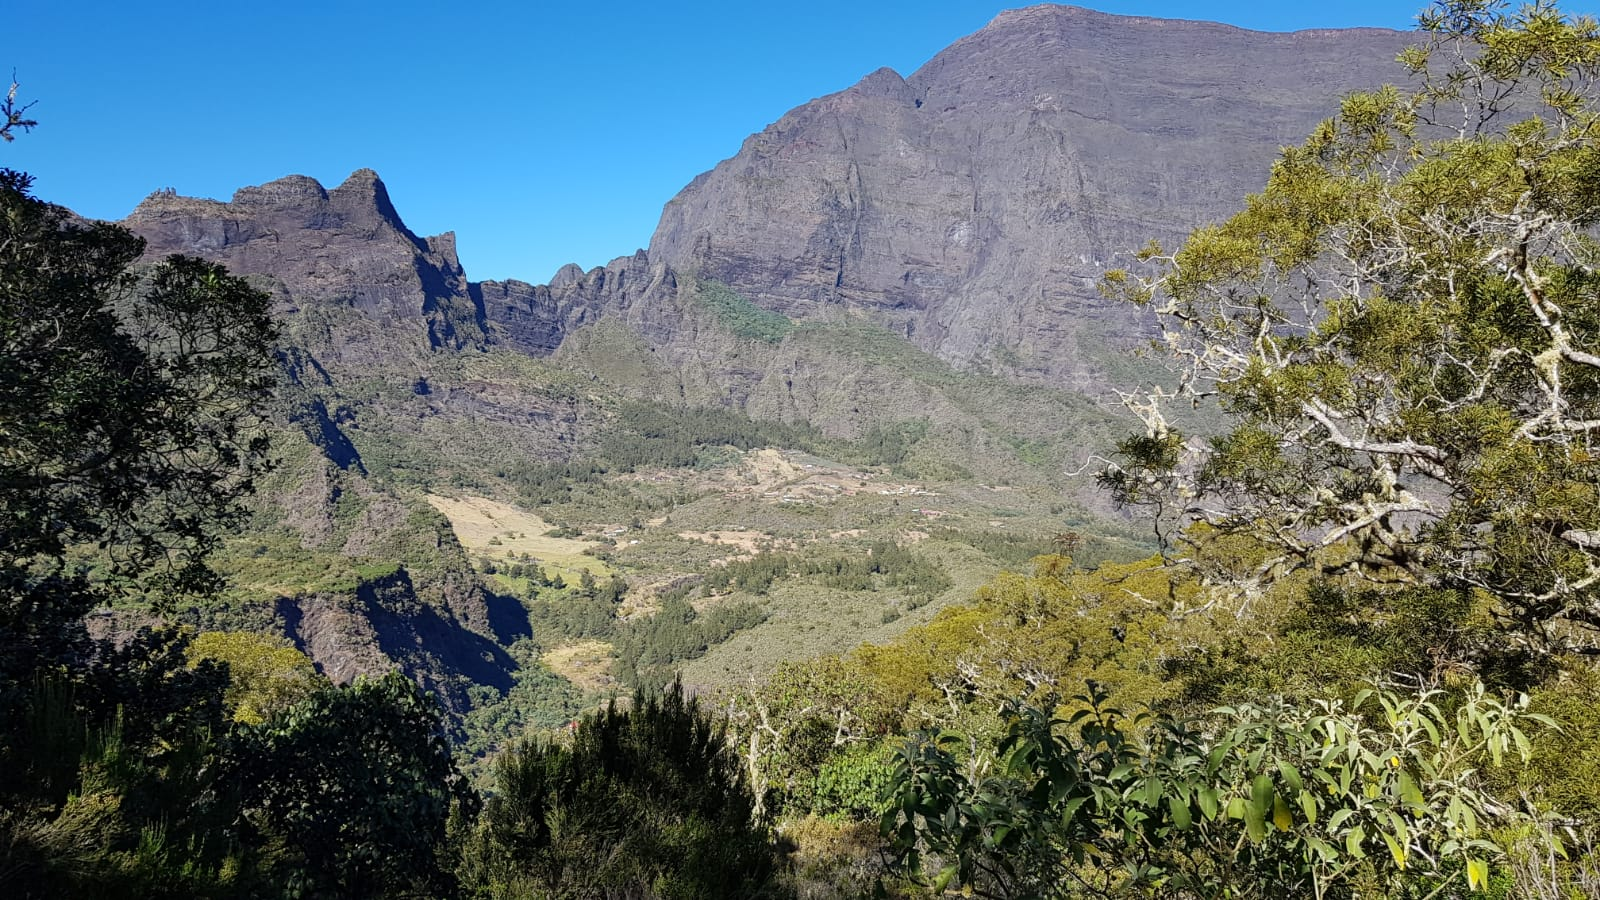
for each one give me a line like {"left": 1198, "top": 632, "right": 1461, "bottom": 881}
{"left": 648, "top": 5, "right": 1414, "bottom": 385}
{"left": 277, "top": 569, "right": 521, "bottom": 719}
{"left": 472, "top": 250, "right": 668, "bottom": 356}
{"left": 120, "top": 6, "right": 1419, "bottom": 398}
{"left": 127, "top": 169, "right": 489, "bottom": 361}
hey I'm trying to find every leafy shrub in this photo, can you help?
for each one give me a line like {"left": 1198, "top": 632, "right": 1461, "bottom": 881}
{"left": 885, "top": 682, "right": 1548, "bottom": 898}
{"left": 460, "top": 682, "right": 784, "bottom": 899}
{"left": 226, "top": 672, "right": 473, "bottom": 897}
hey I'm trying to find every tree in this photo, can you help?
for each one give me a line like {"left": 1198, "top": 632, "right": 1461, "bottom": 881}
{"left": 0, "top": 165, "right": 277, "bottom": 595}
{"left": 226, "top": 671, "right": 472, "bottom": 898}
{"left": 1, "top": 78, "right": 37, "bottom": 143}
{"left": 184, "top": 630, "right": 321, "bottom": 725}
{"left": 724, "top": 656, "right": 901, "bottom": 818}
{"left": 1100, "top": 0, "right": 1600, "bottom": 654}
{"left": 0, "top": 158, "right": 278, "bottom": 727}
{"left": 0, "top": 121, "right": 281, "bottom": 896}
{"left": 461, "top": 680, "right": 783, "bottom": 900}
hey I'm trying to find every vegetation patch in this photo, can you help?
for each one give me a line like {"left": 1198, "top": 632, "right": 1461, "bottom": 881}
{"left": 692, "top": 277, "right": 794, "bottom": 343}
{"left": 423, "top": 494, "right": 610, "bottom": 578}
{"left": 542, "top": 640, "right": 616, "bottom": 694}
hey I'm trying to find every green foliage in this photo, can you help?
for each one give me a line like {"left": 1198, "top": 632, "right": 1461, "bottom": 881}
{"left": 1504, "top": 667, "right": 1600, "bottom": 820}
{"left": 505, "top": 402, "right": 819, "bottom": 504}
{"left": 0, "top": 168, "right": 277, "bottom": 598}
{"left": 885, "top": 682, "right": 1548, "bottom": 898}
{"left": 702, "top": 541, "right": 952, "bottom": 605}
{"left": 210, "top": 530, "right": 365, "bottom": 596}
{"left": 460, "top": 639, "right": 589, "bottom": 759}
{"left": 528, "top": 592, "right": 619, "bottom": 642}
{"left": 0, "top": 628, "right": 275, "bottom": 899}
{"left": 806, "top": 741, "right": 898, "bottom": 822}
{"left": 853, "top": 420, "right": 930, "bottom": 468}
{"left": 725, "top": 655, "right": 903, "bottom": 819}
{"left": 1101, "top": 0, "right": 1600, "bottom": 655}
{"left": 615, "top": 595, "right": 769, "bottom": 690}
{"left": 226, "top": 671, "right": 473, "bottom": 898}
{"left": 1167, "top": 583, "right": 1541, "bottom": 711}
{"left": 692, "top": 278, "right": 794, "bottom": 343}
{"left": 184, "top": 631, "right": 321, "bottom": 726}
{"left": 459, "top": 681, "right": 784, "bottom": 899}
{"left": 852, "top": 556, "right": 1189, "bottom": 719}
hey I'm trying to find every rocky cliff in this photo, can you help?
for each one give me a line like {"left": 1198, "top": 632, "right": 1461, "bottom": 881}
{"left": 648, "top": 5, "right": 1413, "bottom": 387}
{"left": 129, "top": 169, "right": 488, "bottom": 361}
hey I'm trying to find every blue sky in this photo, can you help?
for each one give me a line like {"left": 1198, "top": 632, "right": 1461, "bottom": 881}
{"left": 4, "top": 1, "right": 1583, "bottom": 282}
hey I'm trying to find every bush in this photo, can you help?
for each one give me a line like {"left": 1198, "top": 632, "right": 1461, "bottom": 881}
{"left": 461, "top": 681, "right": 785, "bottom": 899}
{"left": 226, "top": 672, "right": 472, "bottom": 897}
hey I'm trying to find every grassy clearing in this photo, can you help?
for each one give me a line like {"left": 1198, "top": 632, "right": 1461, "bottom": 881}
{"left": 678, "top": 539, "right": 997, "bottom": 688}
{"left": 424, "top": 494, "right": 611, "bottom": 579}
{"left": 542, "top": 641, "right": 617, "bottom": 694}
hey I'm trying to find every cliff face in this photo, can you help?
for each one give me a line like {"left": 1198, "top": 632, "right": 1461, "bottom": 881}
{"left": 472, "top": 251, "right": 670, "bottom": 357}
{"left": 126, "top": 7, "right": 1416, "bottom": 396}
{"left": 128, "top": 169, "right": 490, "bottom": 361}
{"left": 648, "top": 5, "right": 1413, "bottom": 386}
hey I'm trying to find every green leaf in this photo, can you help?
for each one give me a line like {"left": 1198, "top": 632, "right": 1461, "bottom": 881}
{"left": 1382, "top": 830, "right": 1407, "bottom": 869}
{"left": 1142, "top": 776, "right": 1163, "bottom": 807}
{"left": 1246, "top": 776, "right": 1272, "bottom": 844}
{"left": 1250, "top": 774, "right": 1274, "bottom": 820}
{"left": 1397, "top": 770, "right": 1424, "bottom": 810}
{"left": 1245, "top": 803, "right": 1266, "bottom": 844}
{"left": 1276, "top": 760, "right": 1303, "bottom": 792}
{"left": 1197, "top": 787, "right": 1220, "bottom": 820}
{"left": 1060, "top": 795, "right": 1088, "bottom": 826}
{"left": 1169, "top": 795, "right": 1192, "bottom": 831}
{"left": 1298, "top": 789, "right": 1318, "bottom": 826}
{"left": 1346, "top": 825, "right": 1367, "bottom": 858}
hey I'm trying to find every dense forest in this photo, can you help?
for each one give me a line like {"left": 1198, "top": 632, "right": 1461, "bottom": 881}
{"left": 10, "top": 3, "right": 1600, "bottom": 898}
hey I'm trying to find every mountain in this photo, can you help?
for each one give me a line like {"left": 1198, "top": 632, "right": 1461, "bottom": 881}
{"left": 650, "top": 5, "right": 1412, "bottom": 387}
{"left": 115, "top": 6, "right": 1417, "bottom": 736}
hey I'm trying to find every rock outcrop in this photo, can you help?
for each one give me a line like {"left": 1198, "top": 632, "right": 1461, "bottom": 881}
{"left": 128, "top": 169, "right": 489, "bottom": 361}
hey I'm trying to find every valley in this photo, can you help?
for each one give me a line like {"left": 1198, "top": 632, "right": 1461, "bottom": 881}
{"left": 98, "top": 4, "right": 1412, "bottom": 749}
{"left": 12, "top": 2, "right": 1600, "bottom": 897}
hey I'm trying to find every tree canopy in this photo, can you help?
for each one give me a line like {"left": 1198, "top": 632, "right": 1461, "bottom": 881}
{"left": 1101, "top": 0, "right": 1600, "bottom": 655}
{"left": 0, "top": 167, "right": 277, "bottom": 598}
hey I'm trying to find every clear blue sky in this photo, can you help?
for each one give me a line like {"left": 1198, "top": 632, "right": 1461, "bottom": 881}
{"left": 5, "top": 1, "right": 1585, "bottom": 283}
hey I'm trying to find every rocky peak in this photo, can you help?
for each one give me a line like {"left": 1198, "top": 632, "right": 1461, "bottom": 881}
{"left": 127, "top": 169, "right": 487, "bottom": 360}
{"left": 474, "top": 250, "right": 663, "bottom": 357}
{"left": 849, "top": 66, "right": 915, "bottom": 103}
{"left": 328, "top": 168, "right": 415, "bottom": 239}
{"left": 230, "top": 174, "right": 328, "bottom": 208}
